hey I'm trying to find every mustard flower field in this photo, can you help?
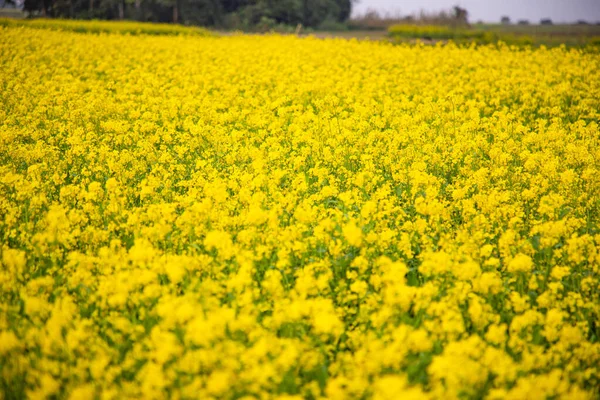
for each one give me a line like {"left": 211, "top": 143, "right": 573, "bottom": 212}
{"left": 1, "top": 25, "right": 600, "bottom": 399}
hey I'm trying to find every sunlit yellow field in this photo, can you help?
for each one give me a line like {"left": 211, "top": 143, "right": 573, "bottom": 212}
{"left": 1, "top": 24, "right": 600, "bottom": 399}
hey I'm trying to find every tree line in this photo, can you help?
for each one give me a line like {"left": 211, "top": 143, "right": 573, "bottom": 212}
{"left": 20, "top": 0, "right": 354, "bottom": 29}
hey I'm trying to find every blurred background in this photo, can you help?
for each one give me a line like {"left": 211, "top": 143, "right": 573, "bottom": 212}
{"left": 1, "top": 0, "right": 600, "bottom": 46}
{"left": 354, "top": 1, "right": 600, "bottom": 25}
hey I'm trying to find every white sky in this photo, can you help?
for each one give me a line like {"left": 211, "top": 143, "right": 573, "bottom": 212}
{"left": 352, "top": 0, "right": 600, "bottom": 23}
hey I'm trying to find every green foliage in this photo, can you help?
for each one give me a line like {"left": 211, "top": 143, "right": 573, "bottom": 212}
{"left": 317, "top": 16, "right": 347, "bottom": 31}
{"left": 17, "top": 0, "right": 353, "bottom": 29}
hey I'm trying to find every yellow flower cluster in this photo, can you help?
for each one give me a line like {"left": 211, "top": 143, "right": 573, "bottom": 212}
{"left": 0, "top": 18, "right": 211, "bottom": 36}
{"left": 1, "top": 23, "right": 600, "bottom": 399}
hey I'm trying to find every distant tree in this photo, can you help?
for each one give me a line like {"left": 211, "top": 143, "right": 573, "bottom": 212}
{"left": 23, "top": 0, "right": 49, "bottom": 15}
{"left": 540, "top": 18, "right": 552, "bottom": 25}
{"left": 334, "top": 0, "right": 351, "bottom": 22}
{"left": 452, "top": 5, "right": 468, "bottom": 25}
{"left": 500, "top": 15, "right": 510, "bottom": 25}
{"left": 517, "top": 19, "right": 529, "bottom": 25}
{"left": 19, "top": 0, "right": 355, "bottom": 28}
{"left": 122, "top": 0, "right": 139, "bottom": 19}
